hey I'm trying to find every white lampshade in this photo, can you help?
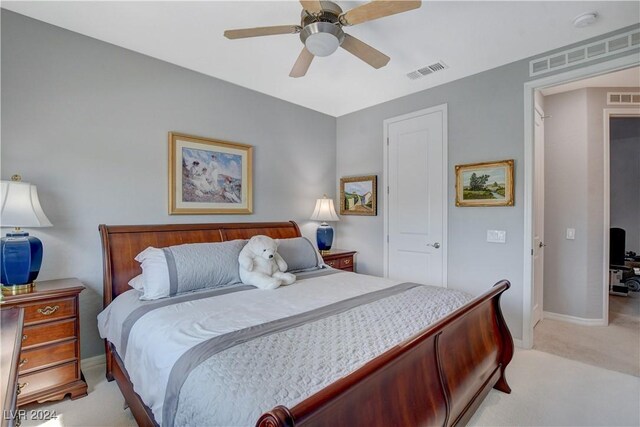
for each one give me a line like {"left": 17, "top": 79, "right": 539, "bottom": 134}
{"left": 1, "top": 180, "right": 52, "bottom": 228}
{"left": 310, "top": 196, "right": 339, "bottom": 222}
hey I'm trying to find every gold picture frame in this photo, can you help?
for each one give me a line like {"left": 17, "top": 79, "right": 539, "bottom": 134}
{"left": 340, "top": 175, "right": 377, "bottom": 216}
{"left": 455, "top": 159, "right": 514, "bottom": 207}
{"left": 169, "top": 132, "right": 253, "bottom": 214}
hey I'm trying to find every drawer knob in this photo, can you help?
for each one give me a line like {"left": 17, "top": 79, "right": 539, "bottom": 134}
{"left": 16, "top": 382, "right": 28, "bottom": 395}
{"left": 37, "top": 305, "right": 60, "bottom": 316}
{"left": 22, "top": 334, "right": 27, "bottom": 341}
{"left": 19, "top": 358, "right": 28, "bottom": 367}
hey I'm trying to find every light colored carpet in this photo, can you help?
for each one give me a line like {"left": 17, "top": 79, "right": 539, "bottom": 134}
{"left": 610, "top": 291, "right": 640, "bottom": 317}
{"left": 19, "top": 349, "right": 640, "bottom": 427}
{"left": 468, "top": 349, "right": 640, "bottom": 427}
{"left": 534, "top": 293, "right": 640, "bottom": 377}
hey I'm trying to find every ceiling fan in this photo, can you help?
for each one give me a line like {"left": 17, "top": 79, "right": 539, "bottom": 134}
{"left": 224, "top": 0, "right": 422, "bottom": 78}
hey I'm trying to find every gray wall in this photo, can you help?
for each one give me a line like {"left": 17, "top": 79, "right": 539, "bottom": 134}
{"left": 610, "top": 118, "right": 640, "bottom": 254}
{"left": 543, "top": 88, "right": 639, "bottom": 318}
{"left": 336, "top": 26, "right": 640, "bottom": 340}
{"left": 1, "top": 10, "right": 336, "bottom": 358}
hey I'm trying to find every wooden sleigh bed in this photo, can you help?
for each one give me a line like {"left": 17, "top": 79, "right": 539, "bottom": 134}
{"left": 99, "top": 221, "right": 513, "bottom": 427}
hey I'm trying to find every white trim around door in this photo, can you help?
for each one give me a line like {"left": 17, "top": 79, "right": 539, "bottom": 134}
{"left": 522, "top": 54, "right": 640, "bottom": 349}
{"left": 383, "top": 104, "right": 448, "bottom": 286}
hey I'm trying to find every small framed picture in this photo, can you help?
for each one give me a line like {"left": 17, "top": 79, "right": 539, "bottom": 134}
{"left": 455, "top": 159, "right": 514, "bottom": 207}
{"left": 340, "top": 175, "right": 377, "bottom": 216}
{"left": 169, "top": 132, "right": 253, "bottom": 214}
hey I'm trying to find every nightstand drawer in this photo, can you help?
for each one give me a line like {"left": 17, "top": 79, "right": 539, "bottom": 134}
{"left": 22, "top": 297, "right": 75, "bottom": 325}
{"left": 17, "top": 361, "right": 78, "bottom": 400}
{"left": 19, "top": 340, "right": 77, "bottom": 374}
{"left": 22, "top": 319, "right": 76, "bottom": 349}
{"left": 340, "top": 257, "right": 353, "bottom": 268}
{"left": 325, "top": 259, "right": 339, "bottom": 268}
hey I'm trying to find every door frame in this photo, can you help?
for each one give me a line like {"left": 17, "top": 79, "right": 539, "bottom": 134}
{"left": 522, "top": 55, "right": 640, "bottom": 349}
{"left": 382, "top": 104, "right": 448, "bottom": 286}
{"left": 603, "top": 108, "right": 640, "bottom": 326}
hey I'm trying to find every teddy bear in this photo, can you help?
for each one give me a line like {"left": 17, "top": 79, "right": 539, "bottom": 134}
{"left": 238, "top": 235, "right": 296, "bottom": 290}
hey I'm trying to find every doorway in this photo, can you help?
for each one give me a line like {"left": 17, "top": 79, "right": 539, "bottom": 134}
{"left": 528, "top": 68, "right": 640, "bottom": 375}
{"left": 522, "top": 55, "right": 640, "bottom": 349}
{"left": 606, "top": 114, "right": 640, "bottom": 320}
{"left": 383, "top": 104, "right": 448, "bottom": 286}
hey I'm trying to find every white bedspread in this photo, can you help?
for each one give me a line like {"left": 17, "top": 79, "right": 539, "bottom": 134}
{"left": 97, "top": 271, "right": 403, "bottom": 425}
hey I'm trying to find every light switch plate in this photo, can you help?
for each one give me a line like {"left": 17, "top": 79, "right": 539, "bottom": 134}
{"left": 566, "top": 228, "right": 576, "bottom": 240}
{"left": 487, "top": 230, "right": 507, "bottom": 243}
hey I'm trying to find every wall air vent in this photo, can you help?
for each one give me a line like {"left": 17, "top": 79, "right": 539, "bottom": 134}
{"left": 608, "top": 92, "right": 640, "bottom": 105}
{"left": 529, "top": 28, "right": 640, "bottom": 77}
{"left": 407, "top": 61, "right": 448, "bottom": 80}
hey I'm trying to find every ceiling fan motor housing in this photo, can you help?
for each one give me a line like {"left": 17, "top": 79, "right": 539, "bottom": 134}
{"left": 300, "top": 1, "right": 343, "bottom": 25}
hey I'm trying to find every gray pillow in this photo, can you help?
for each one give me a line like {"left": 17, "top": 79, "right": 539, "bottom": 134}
{"left": 137, "top": 239, "right": 246, "bottom": 300}
{"left": 276, "top": 237, "right": 323, "bottom": 272}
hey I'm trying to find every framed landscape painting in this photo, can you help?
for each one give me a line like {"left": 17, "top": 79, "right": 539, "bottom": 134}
{"left": 455, "top": 159, "right": 514, "bottom": 207}
{"left": 340, "top": 175, "right": 377, "bottom": 216}
{"left": 169, "top": 132, "right": 253, "bottom": 214}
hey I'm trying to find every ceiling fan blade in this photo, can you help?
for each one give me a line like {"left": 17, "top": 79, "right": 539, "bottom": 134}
{"left": 340, "top": 34, "right": 390, "bottom": 69}
{"left": 290, "top": 48, "right": 314, "bottom": 78}
{"left": 300, "top": 0, "right": 323, "bottom": 14}
{"left": 224, "top": 25, "right": 301, "bottom": 39}
{"left": 339, "top": 0, "right": 421, "bottom": 26}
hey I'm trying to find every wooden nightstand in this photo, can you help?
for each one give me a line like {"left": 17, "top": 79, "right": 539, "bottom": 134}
{"left": 321, "top": 249, "right": 357, "bottom": 272}
{"left": 1, "top": 278, "right": 88, "bottom": 405}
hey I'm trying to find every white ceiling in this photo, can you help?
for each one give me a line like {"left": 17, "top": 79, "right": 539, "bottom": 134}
{"left": 541, "top": 66, "right": 640, "bottom": 95}
{"left": 3, "top": 1, "right": 639, "bottom": 117}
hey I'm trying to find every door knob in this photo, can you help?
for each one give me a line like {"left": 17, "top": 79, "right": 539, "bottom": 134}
{"left": 539, "top": 242, "right": 546, "bottom": 248}
{"left": 427, "top": 242, "right": 440, "bottom": 249}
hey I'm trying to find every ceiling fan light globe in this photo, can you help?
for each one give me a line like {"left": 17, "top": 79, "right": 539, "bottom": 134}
{"left": 300, "top": 22, "right": 345, "bottom": 57}
{"left": 306, "top": 33, "right": 340, "bottom": 56}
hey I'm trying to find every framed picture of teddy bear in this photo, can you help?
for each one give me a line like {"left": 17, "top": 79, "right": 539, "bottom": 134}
{"left": 169, "top": 132, "right": 253, "bottom": 214}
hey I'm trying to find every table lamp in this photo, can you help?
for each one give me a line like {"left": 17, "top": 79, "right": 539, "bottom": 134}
{"left": 310, "top": 195, "right": 339, "bottom": 251}
{"left": 1, "top": 175, "right": 52, "bottom": 294}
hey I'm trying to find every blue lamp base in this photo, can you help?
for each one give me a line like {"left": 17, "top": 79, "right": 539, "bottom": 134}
{"left": 1, "top": 230, "right": 43, "bottom": 290}
{"left": 316, "top": 222, "right": 334, "bottom": 251}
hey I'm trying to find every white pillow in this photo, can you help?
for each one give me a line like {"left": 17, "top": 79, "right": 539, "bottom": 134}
{"left": 135, "top": 247, "right": 171, "bottom": 300}
{"left": 128, "top": 274, "right": 145, "bottom": 292}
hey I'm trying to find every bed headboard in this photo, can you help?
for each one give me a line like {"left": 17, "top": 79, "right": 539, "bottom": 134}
{"left": 99, "top": 221, "right": 302, "bottom": 307}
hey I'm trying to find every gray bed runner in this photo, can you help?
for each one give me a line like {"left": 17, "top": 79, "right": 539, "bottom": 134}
{"left": 120, "top": 284, "right": 254, "bottom": 356}
{"left": 163, "top": 281, "right": 424, "bottom": 426}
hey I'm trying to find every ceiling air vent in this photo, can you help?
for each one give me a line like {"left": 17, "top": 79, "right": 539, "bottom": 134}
{"left": 529, "top": 28, "right": 640, "bottom": 77}
{"left": 608, "top": 92, "right": 640, "bottom": 105}
{"left": 407, "top": 61, "right": 449, "bottom": 80}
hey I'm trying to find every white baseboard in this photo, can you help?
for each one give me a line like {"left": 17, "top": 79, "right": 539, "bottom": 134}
{"left": 543, "top": 311, "right": 606, "bottom": 326}
{"left": 81, "top": 354, "right": 106, "bottom": 370}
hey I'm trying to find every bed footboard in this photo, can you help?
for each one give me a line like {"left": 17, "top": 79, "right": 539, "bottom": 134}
{"left": 258, "top": 280, "right": 513, "bottom": 427}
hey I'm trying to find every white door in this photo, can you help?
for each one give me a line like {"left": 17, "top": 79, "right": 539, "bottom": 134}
{"left": 532, "top": 105, "right": 545, "bottom": 327}
{"left": 385, "top": 106, "right": 447, "bottom": 286}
